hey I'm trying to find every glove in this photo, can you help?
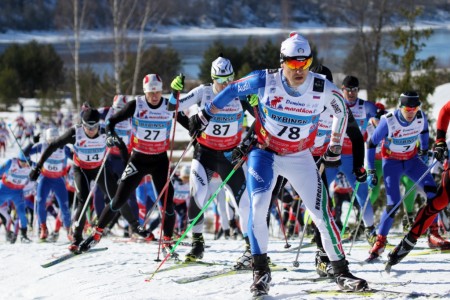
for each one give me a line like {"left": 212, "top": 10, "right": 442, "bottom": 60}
{"left": 170, "top": 74, "right": 185, "bottom": 92}
{"left": 418, "top": 149, "right": 429, "bottom": 165}
{"left": 367, "top": 169, "right": 378, "bottom": 188}
{"left": 106, "top": 132, "right": 121, "bottom": 148}
{"left": 232, "top": 144, "right": 249, "bottom": 165}
{"left": 188, "top": 109, "right": 211, "bottom": 137}
{"left": 434, "top": 140, "right": 448, "bottom": 164}
{"left": 33, "top": 133, "right": 40, "bottom": 144}
{"left": 322, "top": 145, "right": 342, "bottom": 168}
{"left": 353, "top": 167, "right": 367, "bottom": 183}
{"left": 247, "top": 94, "right": 259, "bottom": 107}
{"left": 29, "top": 166, "right": 41, "bottom": 181}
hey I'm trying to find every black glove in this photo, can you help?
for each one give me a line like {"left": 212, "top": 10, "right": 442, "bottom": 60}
{"left": 32, "top": 133, "right": 40, "bottom": 144}
{"left": 322, "top": 146, "right": 342, "bottom": 168}
{"left": 188, "top": 109, "right": 211, "bottom": 137}
{"left": 367, "top": 169, "right": 378, "bottom": 188}
{"left": 106, "top": 131, "right": 121, "bottom": 148}
{"left": 29, "top": 166, "right": 41, "bottom": 181}
{"left": 353, "top": 167, "right": 367, "bottom": 183}
{"left": 232, "top": 144, "right": 249, "bottom": 165}
{"left": 434, "top": 140, "right": 448, "bottom": 164}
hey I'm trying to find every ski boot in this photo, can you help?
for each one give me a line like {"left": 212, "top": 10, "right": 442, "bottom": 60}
{"left": 366, "top": 235, "right": 387, "bottom": 262}
{"left": 387, "top": 233, "right": 417, "bottom": 266}
{"left": 224, "top": 229, "right": 231, "bottom": 240}
{"left": 315, "top": 249, "right": 334, "bottom": 277}
{"left": 234, "top": 238, "right": 252, "bottom": 270}
{"left": 20, "top": 228, "right": 32, "bottom": 243}
{"left": 364, "top": 225, "right": 377, "bottom": 246}
{"left": 402, "top": 213, "right": 415, "bottom": 233}
{"left": 47, "top": 231, "right": 60, "bottom": 243}
{"left": 79, "top": 227, "right": 104, "bottom": 252}
{"left": 185, "top": 233, "right": 205, "bottom": 262}
{"left": 286, "top": 221, "right": 295, "bottom": 239}
{"left": 162, "top": 236, "right": 180, "bottom": 261}
{"left": 6, "top": 230, "right": 15, "bottom": 243}
{"left": 428, "top": 223, "right": 450, "bottom": 250}
{"left": 332, "top": 259, "right": 368, "bottom": 291}
{"left": 130, "top": 221, "right": 151, "bottom": 238}
{"left": 68, "top": 233, "right": 84, "bottom": 253}
{"left": 348, "top": 224, "right": 365, "bottom": 241}
{"left": 250, "top": 254, "right": 272, "bottom": 297}
{"left": 39, "top": 223, "right": 49, "bottom": 242}
{"left": 229, "top": 219, "right": 240, "bottom": 240}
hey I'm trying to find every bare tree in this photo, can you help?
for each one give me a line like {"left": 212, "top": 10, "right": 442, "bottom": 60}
{"left": 131, "top": 2, "right": 168, "bottom": 96}
{"left": 109, "top": 0, "right": 137, "bottom": 94}
{"left": 55, "top": 0, "right": 91, "bottom": 111}
{"left": 322, "top": 0, "right": 401, "bottom": 101}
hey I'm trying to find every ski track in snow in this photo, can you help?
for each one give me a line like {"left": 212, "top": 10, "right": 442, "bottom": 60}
{"left": 2, "top": 231, "right": 450, "bottom": 300}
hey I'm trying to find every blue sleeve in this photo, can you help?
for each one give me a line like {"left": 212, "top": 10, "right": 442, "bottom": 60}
{"left": 367, "top": 117, "right": 389, "bottom": 169}
{"left": 0, "top": 159, "right": 12, "bottom": 176}
{"left": 365, "top": 101, "right": 378, "bottom": 120}
{"left": 419, "top": 113, "right": 430, "bottom": 150}
{"left": 29, "top": 143, "right": 42, "bottom": 156}
{"left": 205, "top": 70, "right": 267, "bottom": 115}
{"left": 64, "top": 146, "right": 73, "bottom": 158}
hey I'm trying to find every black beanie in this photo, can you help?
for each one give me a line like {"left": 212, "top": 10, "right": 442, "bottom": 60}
{"left": 82, "top": 108, "right": 100, "bottom": 124}
{"left": 342, "top": 75, "right": 359, "bottom": 88}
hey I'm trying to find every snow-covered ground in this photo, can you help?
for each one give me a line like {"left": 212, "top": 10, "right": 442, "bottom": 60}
{"left": 0, "top": 86, "right": 449, "bottom": 300}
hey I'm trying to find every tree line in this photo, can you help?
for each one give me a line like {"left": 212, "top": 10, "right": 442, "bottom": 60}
{"left": 0, "top": 1, "right": 449, "bottom": 131}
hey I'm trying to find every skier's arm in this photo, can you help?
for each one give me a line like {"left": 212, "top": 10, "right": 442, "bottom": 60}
{"left": 105, "top": 100, "right": 136, "bottom": 135}
{"left": 419, "top": 112, "right": 430, "bottom": 152}
{"left": 0, "top": 159, "right": 12, "bottom": 176}
{"left": 346, "top": 109, "right": 365, "bottom": 170}
{"left": 436, "top": 101, "right": 450, "bottom": 141}
{"left": 36, "top": 128, "right": 76, "bottom": 167}
{"left": 366, "top": 117, "right": 389, "bottom": 169}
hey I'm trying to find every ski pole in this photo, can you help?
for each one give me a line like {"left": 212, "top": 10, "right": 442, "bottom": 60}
{"left": 74, "top": 149, "right": 111, "bottom": 228}
{"left": 7, "top": 124, "right": 32, "bottom": 167}
{"left": 274, "top": 194, "right": 291, "bottom": 249}
{"left": 155, "top": 83, "right": 182, "bottom": 260}
{"left": 145, "top": 152, "right": 249, "bottom": 282}
{"left": 142, "top": 134, "right": 196, "bottom": 227}
{"left": 371, "top": 159, "right": 438, "bottom": 236}
{"left": 346, "top": 190, "right": 371, "bottom": 255}
{"left": 340, "top": 181, "right": 360, "bottom": 237}
{"left": 292, "top": 214, "right": 310, "bottom": 267}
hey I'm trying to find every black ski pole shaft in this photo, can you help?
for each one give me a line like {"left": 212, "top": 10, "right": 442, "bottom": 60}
{"left": 142, "top": 135, "right": 196, "bottom": 228}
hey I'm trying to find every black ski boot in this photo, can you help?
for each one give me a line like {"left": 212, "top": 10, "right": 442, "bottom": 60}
{"left": 79, "top": 227, "right": 103, "bottom": 252}
{"left": 20, "top": 228, "right": 32, "bottom": 243}
{"left": 332, "top": 259, "right": 368, "bottom": 291}
{"left": 130, "top": 221, "right": 150, "bottom": 238}
{"left": 234, "top": 237, "right": 252, "bottom": 270}
{"left": 185, "top": 233, "right": 205, "bottom": 262}
{"left": 315, "top": 249, "right": 334, "bottom": 277}
{"left": 387, "top": 233, "right": 417, "bottom": 266}
{"left": 250, "top": 254, "right": 271, "bottom": 297}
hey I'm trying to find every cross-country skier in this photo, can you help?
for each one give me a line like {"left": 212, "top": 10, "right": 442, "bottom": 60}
{"left": 79, "top": 74, "right": 189, "bottom": 254}
{"left": 387, "top": 100, "right": 450, "bottom": 267}
{"left": 0, "top": 152, "right": 32, "bottom": 243}
{"left": 28, "top": 127, "right": 73, "bottom": 242}
{"left": 169, "top": 55, "right": 254, "bottom": 265}
{"left": 365, "top": 91, "right": 440, "bottom": 261}
{"left": 188, "top": 32, "right": 368, "bottom": 297}
{"left": 30, "top": 108, "right": 143, "bottom": 252}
